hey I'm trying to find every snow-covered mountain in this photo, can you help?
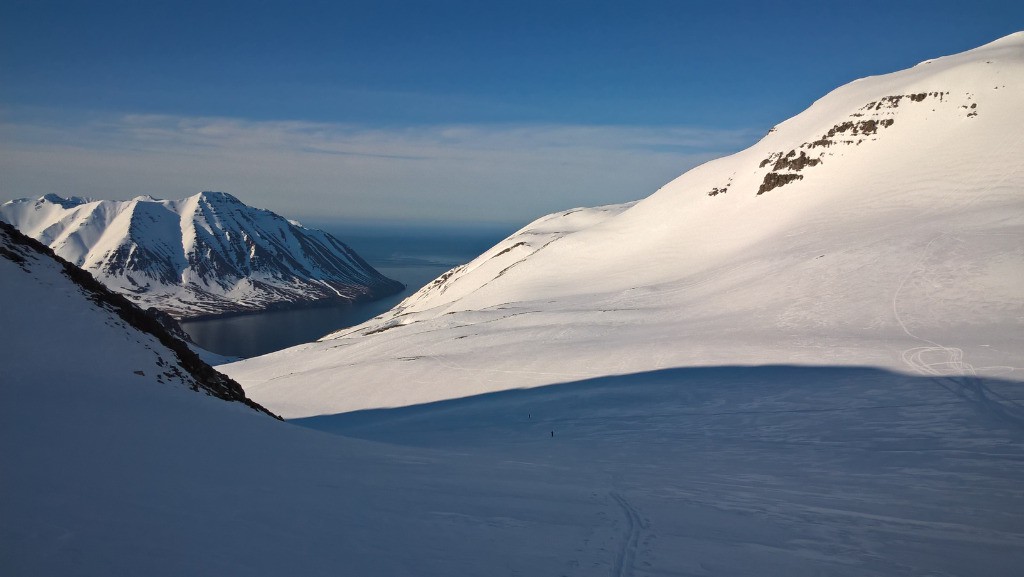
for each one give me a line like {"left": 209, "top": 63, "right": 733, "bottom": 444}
{"left": 0, "top": 191, "right": 403, "bottom": 318}
{"left": 225, "top": 33, "right": 1024, "bottom": 418}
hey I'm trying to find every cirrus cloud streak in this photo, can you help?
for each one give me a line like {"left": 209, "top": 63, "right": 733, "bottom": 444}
{"left": 0, "top": 110, "right": 761, "bottom": 225}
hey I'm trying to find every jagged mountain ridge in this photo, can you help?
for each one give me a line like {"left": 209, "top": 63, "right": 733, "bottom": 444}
{"left": 0, "top": 191, "right": 403, "bottom": 318}
{"left": 225, "top": 33, "right": 1024, "bottom": 418}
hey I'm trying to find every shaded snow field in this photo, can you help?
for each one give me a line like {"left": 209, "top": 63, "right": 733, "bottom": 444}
{"left": 294, "top": 366, "right": 1024, "bottom": 577}
{"left": 7, "top": 354, "right": 1024, "bottom": 574}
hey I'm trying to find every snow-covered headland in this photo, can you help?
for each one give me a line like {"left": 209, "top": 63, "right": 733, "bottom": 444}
{"left": 0, "top": 191, "right": 403, "bottom": 319}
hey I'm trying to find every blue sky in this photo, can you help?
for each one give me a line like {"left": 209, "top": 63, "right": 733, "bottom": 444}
{"left": 2, "top": 0, "right": 1022, "bottom": 225}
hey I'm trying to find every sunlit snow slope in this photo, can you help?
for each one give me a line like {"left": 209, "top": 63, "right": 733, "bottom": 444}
{"left": 0, "top": 191, "right": 403, "bottom": 319}
{"left": 226, "top": 33, "right": 1024, "bottom": 419}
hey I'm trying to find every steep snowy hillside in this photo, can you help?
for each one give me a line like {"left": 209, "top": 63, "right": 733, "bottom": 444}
{"left": 0, "top": 191, "right": 403, "bottom": 318}
{"left": 0, "top": 221, "right": 273, "bottom": 415}
{"left": 226, "top": 33, "right": 1024, "bottom": 418}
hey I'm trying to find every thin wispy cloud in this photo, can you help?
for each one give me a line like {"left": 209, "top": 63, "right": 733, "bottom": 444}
{"left": 0, "top": 110, "right": 760, "bottom": 224}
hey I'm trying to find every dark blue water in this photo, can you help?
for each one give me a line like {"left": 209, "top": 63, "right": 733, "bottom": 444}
{"left": 180, "top": 223, "right": 514, "bottom": 359}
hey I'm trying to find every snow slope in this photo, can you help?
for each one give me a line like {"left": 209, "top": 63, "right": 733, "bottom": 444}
{"left": 0, "top": 221, "right": 272, "bottom": 415}
{"left": 4, "top": 219, "right": 1024, "bottom": 575}
{"left": 226, "top": 33, "right": 1024, "bottom": 418}
{"left": 0, "top": 191, "right": 403, "bottom": 318}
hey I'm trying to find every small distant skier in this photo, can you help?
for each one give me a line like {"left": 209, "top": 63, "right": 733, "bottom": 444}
{"left": 550, "top": 430, "right": 554, "bottom": 438}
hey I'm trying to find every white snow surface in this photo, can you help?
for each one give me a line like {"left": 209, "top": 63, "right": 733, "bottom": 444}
{"left": 225, "top": 33, "right": 1024, "bottom": 419}
{"left": 4, "top": 217, "right": 1024, "bottom": 576}
{"left": 0, "top": 191, "right": 401, "bottom": 318}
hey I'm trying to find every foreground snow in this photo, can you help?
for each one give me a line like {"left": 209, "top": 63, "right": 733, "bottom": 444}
{"left": 3, "top": 232, "right": 1022, "bottom": 574}
{"left": 6, "top": 336, "right": 1024, "bottom": 574}
{"left": 225, "top": 33, "right": 1024, "bottom": 418}
{"left": 297, "top": 366, "right": 1024, "bottom": 576}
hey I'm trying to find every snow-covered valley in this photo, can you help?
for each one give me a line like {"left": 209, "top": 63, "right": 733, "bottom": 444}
{"left": 4, "top": 220, "right": 1023, "bottom": 574}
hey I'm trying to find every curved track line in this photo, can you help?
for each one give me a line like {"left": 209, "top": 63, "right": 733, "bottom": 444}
{"left": 893, "top": 237, "right": 1024, "bottom": 430}
{"left": 610, "top": 491, "right": 646, "bottom": 577}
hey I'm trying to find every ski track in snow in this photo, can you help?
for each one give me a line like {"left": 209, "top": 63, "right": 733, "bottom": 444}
{"left": 610, "top": 492, "right": 647, "bottom": 577}
{"left": 893, "top": 236, "right": 1024, "bottom": 431}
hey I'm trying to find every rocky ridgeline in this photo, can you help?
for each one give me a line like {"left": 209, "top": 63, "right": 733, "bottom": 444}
{"left": 706, "top": 91, "right": 979, "bottom": 197}
{"left": 0, "top": 220, "right": 279, "bottom": 418}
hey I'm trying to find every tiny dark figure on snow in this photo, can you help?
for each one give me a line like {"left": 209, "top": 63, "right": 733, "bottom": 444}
{"left": 550, "top": 430, "right": 554, "bottom": 438}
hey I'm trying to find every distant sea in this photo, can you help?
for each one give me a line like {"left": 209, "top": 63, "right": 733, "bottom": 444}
{"left": 179, "top": 221, "right": 516, "bottom": 360}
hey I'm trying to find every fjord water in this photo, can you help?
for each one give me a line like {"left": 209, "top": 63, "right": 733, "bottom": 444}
{"left": 180, "top": 223, "right": 513, "bottom": 358}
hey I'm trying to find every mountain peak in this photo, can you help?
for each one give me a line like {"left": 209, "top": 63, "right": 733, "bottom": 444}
{"left": 39, "top": 194, "right": 91, "bottom": 208}
{"left": 196, "top": 190, "right": 241, "bottom": 203}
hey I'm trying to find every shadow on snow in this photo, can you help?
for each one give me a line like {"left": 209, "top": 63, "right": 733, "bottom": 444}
{"left": 292, "top": 364, "right": 1024, "bottom": 447}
